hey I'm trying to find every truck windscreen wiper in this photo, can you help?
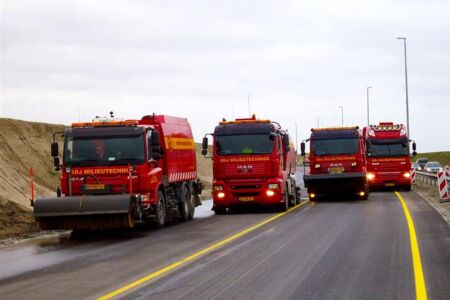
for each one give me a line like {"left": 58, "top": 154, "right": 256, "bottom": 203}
{"left": 107, "top": 157, "right": 143, "bottom": 165}
{"left": 68, "top": 159, "right": 105, "bottom": 166}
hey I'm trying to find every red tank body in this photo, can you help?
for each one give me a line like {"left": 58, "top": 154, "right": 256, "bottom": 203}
{"left": 34, "top": 114, "right": 202, "bottom": 230}
{"left": 302, "top": 126, "right": 369, "bottom": 200}
{"left": 203, "top": 115, "right": 299, "bottom": 213}
{"left": 363, "top": 122, "right": 416, "bottom": 191}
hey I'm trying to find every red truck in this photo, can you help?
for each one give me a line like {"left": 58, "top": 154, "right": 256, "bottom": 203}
{"left": 363, "top": 122, "right": 417, "bottom": 191}
{"left": 301, "top": 126, "right": 369, "bottom": 200}
{"left": 202, "top": 115, "right": 299, "bottom": 213}
{"left": 33, "top": 114, "right": 203, "bottom": 230}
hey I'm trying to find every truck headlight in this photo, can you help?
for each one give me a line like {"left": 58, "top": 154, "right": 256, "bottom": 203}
{"left": 268, "top": 184, "right": 280, "bottom": 189}
{"left": 403, "top": 172, "right": 411, "bottom": 178}
{"left": 351, "top": 162, "right": 357, "bottom": 167}
{"left": 315, "top": 164, "right": 321, "bottom": 169}
{"left": 266, "top": 190, "right": 275, "bottom": 197}
{"left": 367, "top": 173, "right": 375, "bottom": 180}
{"left": 217, "top": 192, "right": 225, "bottom": 199}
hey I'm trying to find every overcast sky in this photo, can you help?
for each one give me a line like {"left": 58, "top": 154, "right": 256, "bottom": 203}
{"left": 1, "top": 0, "right": 449, "bottom": 151}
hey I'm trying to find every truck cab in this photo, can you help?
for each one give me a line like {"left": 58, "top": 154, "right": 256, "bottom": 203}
{"left": 363, "top": 122, "right": 416, "bottom": 190}
{"left": 202, "top": 115, "right": 299, "bottom": 213}
{"left": 302, "top": 126, "right": 368, "bottom": 200}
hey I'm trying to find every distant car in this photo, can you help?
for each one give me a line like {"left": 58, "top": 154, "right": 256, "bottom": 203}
{"left": 411, "top": 162, "right": 420, "bottom": 171}
{"left": 416, "top": 158, "right": 429, "bottom": 170}
{"left": 424, "top": 162, "right": 443, "bottom": 173}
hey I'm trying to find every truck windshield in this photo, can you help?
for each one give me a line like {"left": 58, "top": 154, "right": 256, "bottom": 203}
{"left": 216, "top": 134, "right": 274, "bottom": 155}
{"left": 368, "top": 141, "right": 409, "bottom": 157}
{"left": 64, "top": 135, "right": 145, "bottom": 166}
{"left": 312, "top": 138, "right": 358, "bottom": 156}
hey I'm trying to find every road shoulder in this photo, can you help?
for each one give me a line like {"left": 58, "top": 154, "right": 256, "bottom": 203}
{"left": 413, "top": 183, "right": 450, "bottom": 226}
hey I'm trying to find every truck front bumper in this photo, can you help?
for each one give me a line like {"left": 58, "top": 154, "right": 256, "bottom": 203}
{"left": 367, "top": 171, "right": 411, "bottom": 188}
{"left": 303, "top": 172, "right": 368, "bottom": 196}
{"left": 212, "top": 179, "right": 285, "bottom": 208}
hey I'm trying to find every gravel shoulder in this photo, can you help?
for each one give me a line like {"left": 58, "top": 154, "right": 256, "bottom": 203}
{"left": 413, "top": 182, "right": 450, "bottom": 226}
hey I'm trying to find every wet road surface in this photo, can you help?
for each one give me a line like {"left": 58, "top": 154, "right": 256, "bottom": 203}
{"left": 0, "top": 169, "right": 448, "bottom": 300}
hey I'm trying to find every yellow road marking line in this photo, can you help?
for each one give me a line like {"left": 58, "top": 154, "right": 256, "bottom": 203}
{"left": 97, "top": 201, "right": 309, "bottom": 300}
{"left": 395, "top": 191, "right": 428, "bottom": 300}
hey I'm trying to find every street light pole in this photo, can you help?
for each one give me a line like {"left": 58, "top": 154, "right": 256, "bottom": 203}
{"left": 397, "top": 37, "right": 410, "bottom": 136}
{"left": 338, "top": 106, "right": 344, "bottom": 126}
{"left": 295, "top": 122, "right": 298, "bottom": 151}
{"left": 366, "top": 87, "right": 372, "bottom": 126}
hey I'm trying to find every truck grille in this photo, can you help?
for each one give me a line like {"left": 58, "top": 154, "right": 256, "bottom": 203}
{"left": 232, "top": 185, "right": 261, "bottom": 190}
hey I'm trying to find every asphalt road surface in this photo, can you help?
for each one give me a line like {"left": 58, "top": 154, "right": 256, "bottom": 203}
{"left": 0, "top": 169, "right": 449, "bottom": 300}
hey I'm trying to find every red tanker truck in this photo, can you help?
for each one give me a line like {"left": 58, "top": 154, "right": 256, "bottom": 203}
{"left": 33, "top": 113, "right": 203, "bottom": 230}
{"left": 363, "top": 122, "right": 417, "bottom": 191}
{"left": 202, "top": 115, "right": 299, "bottom": 213}
{"left": 301, "top": 126, "right": 369, "bottom": 200}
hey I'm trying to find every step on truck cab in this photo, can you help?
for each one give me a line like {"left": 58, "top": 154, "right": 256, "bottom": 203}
{"left": 202, "top": 115, "right": 299, "bottom": 213}
{"left": 363, "top": 122, "right": 417, "bottom": 191}
{"left": 33, "top": 113, "right": 203, "bottom": 230}
{"left": 301, "top": 126, "right": 369, "bottom": 200}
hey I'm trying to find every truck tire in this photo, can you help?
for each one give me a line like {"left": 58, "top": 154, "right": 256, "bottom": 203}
{"left": 278, "top": 189, "right": 289, "bottom": 212}
{"left": 154, "top": 190, "right": 166, "bottom": 228}
{"left": 404, "top": 185, "right": 412, "bottom": 192}
{"left": 188, "top": 188, "right": 195, "bottom": 220}
{"left": 178, "top": 184, "right": 190, "bottom": 222}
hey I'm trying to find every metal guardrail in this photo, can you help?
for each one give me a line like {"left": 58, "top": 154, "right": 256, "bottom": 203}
{"left": 415, "top": 171, "right": 450, "bottom": 187}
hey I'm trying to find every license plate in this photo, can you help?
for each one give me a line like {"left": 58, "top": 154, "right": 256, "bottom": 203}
{"left": 329, "top": 167, "right": 344, "bottom": 174}
{"left": 385, "top": 183, "right": 395, "bottom": 187}
{"left": 85, "top": 184, "right": 105, "bottom": 190}
{"left": 239, "top": 196, "right": 254, "bottom": 202}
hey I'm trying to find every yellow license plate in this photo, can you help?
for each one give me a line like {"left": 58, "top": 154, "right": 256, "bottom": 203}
{"left": 239, "top": 196, "right": 254, "bottom": 202}
{"left": 85, "top": 184, "right": 105, "bottom": 190}
{"left": 385, "top": 183, "right": 395, "bottom": 187}
{"left": 329, "top": 167, "right": 344, "bottom": 174}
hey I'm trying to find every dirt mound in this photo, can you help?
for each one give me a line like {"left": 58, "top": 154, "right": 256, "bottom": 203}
{"left": 0, "top": 118, "right": 66, "bottom": 208}
{"left": 0, "top": 196, "right": 39, "bottom": 240}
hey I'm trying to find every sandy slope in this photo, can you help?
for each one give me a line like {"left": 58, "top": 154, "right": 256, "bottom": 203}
{"left": 0, "top": 118, "right": 66, "bottom": 208}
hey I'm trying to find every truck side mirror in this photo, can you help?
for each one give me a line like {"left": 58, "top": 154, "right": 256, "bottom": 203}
{"left": 202, "top": 137, "right": 208, "bottom": 156}
{"left": 53, "top": 156, "right": 61, "bottom": 171}
{"left": 51, "top": 142, "right": 59, "bottom": 157}
{"left": 151, "top": 131, "right": 162, "bottom": 160}
{"left": 283, "top": 134, "right": 290, "bottom": 152}
{"left": 300, "top": 142, "right": 306, "bottom": 157}
{"left": 412, "top": 142, "right": 417, "bottom": 151}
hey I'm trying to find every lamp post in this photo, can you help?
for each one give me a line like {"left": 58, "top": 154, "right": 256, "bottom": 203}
{"left": 397, "top": 37, "right": 410, "bottom": 136}
{"left": 366, "top": 87, "right": 372, "bottom": 126}
{"left": 295, "top": 122, "right": 298, "bottom": 151}
{"left": 338, "top": 106, "right": 344, "bottom": 126}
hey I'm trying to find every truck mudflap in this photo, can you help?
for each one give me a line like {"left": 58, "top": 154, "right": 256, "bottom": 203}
{"left": 34, "top": 194, "right": 135, "bottom": 230}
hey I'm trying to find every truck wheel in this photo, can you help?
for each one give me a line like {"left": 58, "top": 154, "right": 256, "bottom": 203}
{"left": 188, "top": 188, "right": 196, "bottom": 220}
{"left": 404, "top": 185, "right": 412, "bottom": 192}
{"left": 292, "top": 184, "right": 299, "bottom": 206}
{"left": 278, "top": 190, "right": 289, "bottom": 212}
{"left": 154, "top": 190, "right": 166, "bottom": 228}
{"left": 178, "top": 185, "right": 190, "bottom": 222}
